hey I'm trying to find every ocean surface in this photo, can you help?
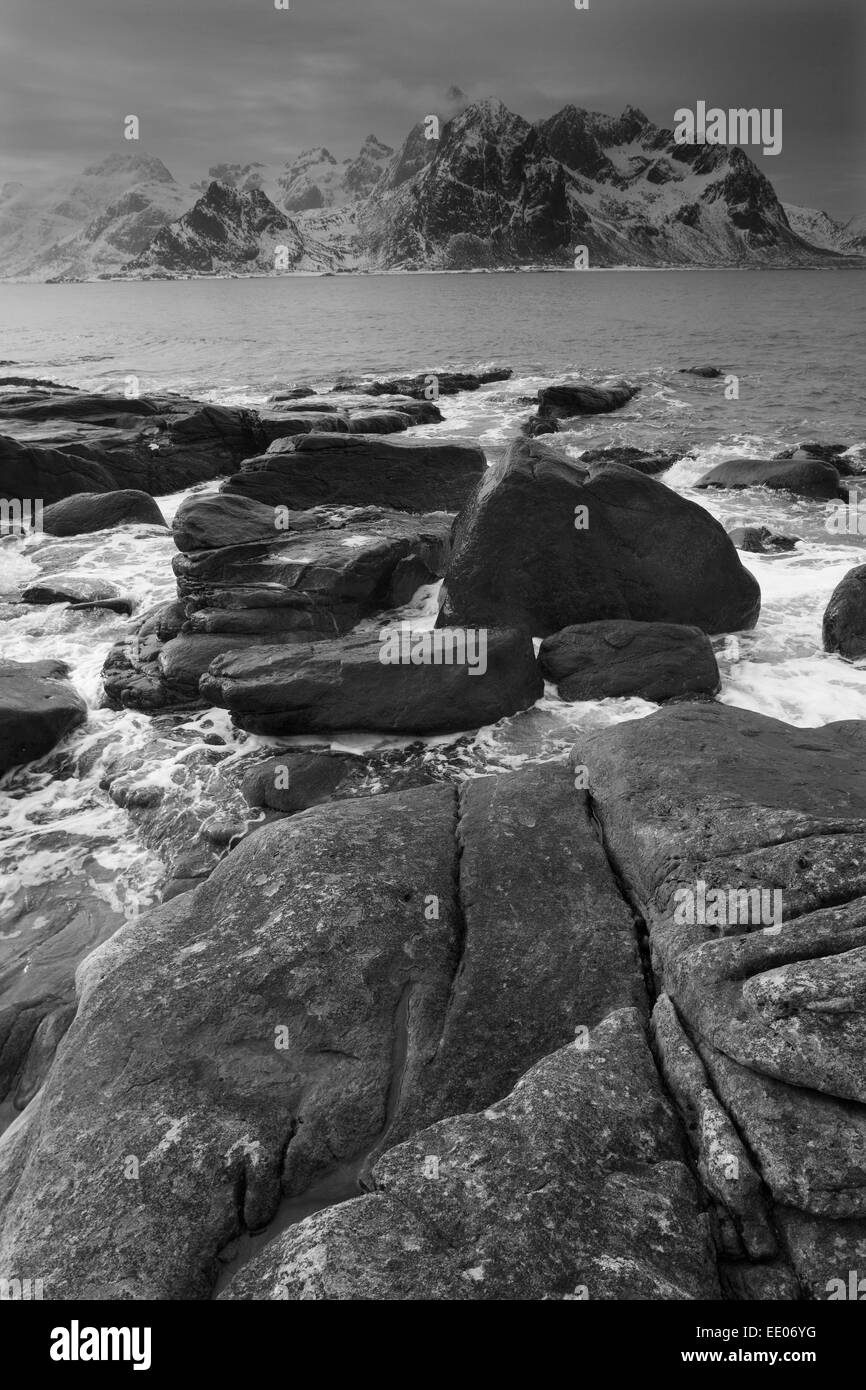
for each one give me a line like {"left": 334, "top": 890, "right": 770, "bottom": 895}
{"left": 1, "top": 269, "right": 865, "bottom": 1100}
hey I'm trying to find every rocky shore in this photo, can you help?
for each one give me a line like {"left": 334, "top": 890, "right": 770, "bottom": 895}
{"left": 1, "top": 365, "right": 866, "bottom": 1302}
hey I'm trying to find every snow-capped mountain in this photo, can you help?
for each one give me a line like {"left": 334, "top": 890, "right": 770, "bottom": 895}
{"left": 276, "top": 135, "right": 394, "bottom": 212}
{"left": 783, "top": 203, "right": 866, "bottom": 255}
{"left": 1, "top": 103, "right": 862, "bottom": 280}
{"left": 361, "top": 99, "right": 853, "bottom": 269}
{"left": 120, "top": 180, "right": 340, "bottom": 277}
{"left": 0, "top": 153, "right": 190, "bottom": 281}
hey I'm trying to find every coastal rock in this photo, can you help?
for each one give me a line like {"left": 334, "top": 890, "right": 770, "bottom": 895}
{"left": 172, "top": 507, "right": 452, "bottom": 625}
{"left": 0, "top": 390, "right": 266, "bottom": 502}
{"left": 222, "top": 434, "right": 487, "bottom": 513}
{"left": 41, "top": 489, "right": 167, "bottom": 536}
{"left": 0, "top": 766, "right": 658, "bottom": 1299}
{"left": 575, "top": 703, "right": 866, "bottom": 1281}
{"left": 727, "top": 525, "right": 799, "bottom": 553}
{"left": 221, "top": 1009, "right": 719, "bottom": 1301}
{"left": 579, "top": 445, "right": 682, "bottom": 475}
{"left": 0, "top": 659, "right": 87, "bottom": 776}
{"left": 535, "top": 379, "right": 639, "bottom": 423}
{"left": 200, "top": 628, "right": 543, "bottom": 735}
{"left": 438, "top": 438, "right": 761, "bottom": 636}
{"left": 695, "top": 456, "right": 842, "bottom": 500}
{"left": 538, "top": 619, "right": 720, "bottom": 702}
{"left": 331, "top": 368, "right": 512, "bottom": 397}
{"left": 241, "top": 752, "right": 356, "bottom": 813}
{"left": 679, "top": 366, "right": 723, "bottom": 379}
{"left": 822, "top": 565, "right": 866, "bottom": 659}
{"left": 21, "top": 576, "right": 128, "bottom": 609}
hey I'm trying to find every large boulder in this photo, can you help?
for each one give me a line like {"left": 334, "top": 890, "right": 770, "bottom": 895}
{"left": 823, "top": 564, "right": 866, "bottom": 659}
{"left": 695, "top": 457, "right": 842, "bottom": 500}
{"left": 0, "top": 766, "right": 650, "bottom": 1299}
{"left": 437, "top": 439, "right": 761, "bottom": 637}
{"left": 0, "top": 659, "right": 86, "bottom": 776}
{"left": 222, "top": 434, "right": 486, "bottom": 514}
{"left": 41, "top": 490, "right": 167, "bottom": 536}
{"left": 200, "top": 628, "right": 543, "bottom": 735}
{"left": 539, "top": 620, "right": 720, "bottom": 702}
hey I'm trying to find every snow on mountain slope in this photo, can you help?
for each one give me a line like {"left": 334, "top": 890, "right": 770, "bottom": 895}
{"left": 1, "top": 104, "right": 860, "bottom": 280}
{"left": 275, "top": 135, "right": 394, "bottom": 213}
{"left": 358, "top": 98, "right": 846, "bottom": 269}
{"left": 0, "top": 153, "right": 191, "bottom": 281}
{"left": 120, "top": 180, "right": 341, "bottom": 277}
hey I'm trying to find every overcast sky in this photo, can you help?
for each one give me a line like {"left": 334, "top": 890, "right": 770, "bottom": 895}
{"left": 1, "top": 0, "right": 863, "bottom": 218}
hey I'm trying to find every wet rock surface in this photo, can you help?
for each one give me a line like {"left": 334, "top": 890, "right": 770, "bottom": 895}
{"left": 538, "top": 619, "right": 720, "bottom": 702}
{"left": 0, "top": 658, "right": 87, "bottom": 777}
{"left": 437, "top": 438, "right": 761, "bottom": 636}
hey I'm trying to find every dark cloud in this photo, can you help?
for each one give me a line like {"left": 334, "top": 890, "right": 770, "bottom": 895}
{"left": 1, "top": 0, "right": 862, "bottom": 216}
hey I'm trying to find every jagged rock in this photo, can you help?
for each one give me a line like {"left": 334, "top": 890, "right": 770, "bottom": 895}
{"left": 823, "top": 564, "right": 866, "bottom": 659}
{"left": 696, "top": 456, "right": 842, "bottom": 500}
{"left": 41, "top": 489, "right": 167, "bottom": 536}
{"left": 538, "top": 620, "right": 720, "bottom": 702}
{"left": 220, "top": 1009, "right": 720, "bottom": 1300}
{"left": 222, "top": 434, "right": 486, "bottom": 513}
{"left": 438, "top": 438, "right": 761, "bottom": 636}
{"left": 200, "top": 628, "right": 543, "bottom": 735}
{"left": 0, "top": 659, "right": 87, "bottom": 776}
{"left": 579, "top": 445, "right": 682, "bottom": 475}
{"left": 727, "top": 525, "right": 799, "bottom": 553}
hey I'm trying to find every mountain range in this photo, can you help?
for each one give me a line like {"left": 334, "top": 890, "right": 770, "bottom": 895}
{"left": 1, "top": 99, "right": 862, "bottom": 280}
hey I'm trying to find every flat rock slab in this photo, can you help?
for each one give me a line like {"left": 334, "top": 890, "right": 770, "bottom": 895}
{"left": 438, "top": 438, "right": 760, "bottom": 637}
{"left": 0, "top": 659, "right": 87, "bottom": 777}
{"left": 200, "top": 628, "right": 543, "bottom": 735}
{"left": 223, "top": 434, "right": 486, "bottom": 514}
{"left": 696, "top": 457, "right": 842, "bottom": 500}
{"left": 41, "top": 490, "right": 167, "bottom": 536}
{"left": 538, "top": 619, "right": 720, "bottom": 702}
{"left": 220, "top": 1009, "right": 719, "bottom": 1301}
